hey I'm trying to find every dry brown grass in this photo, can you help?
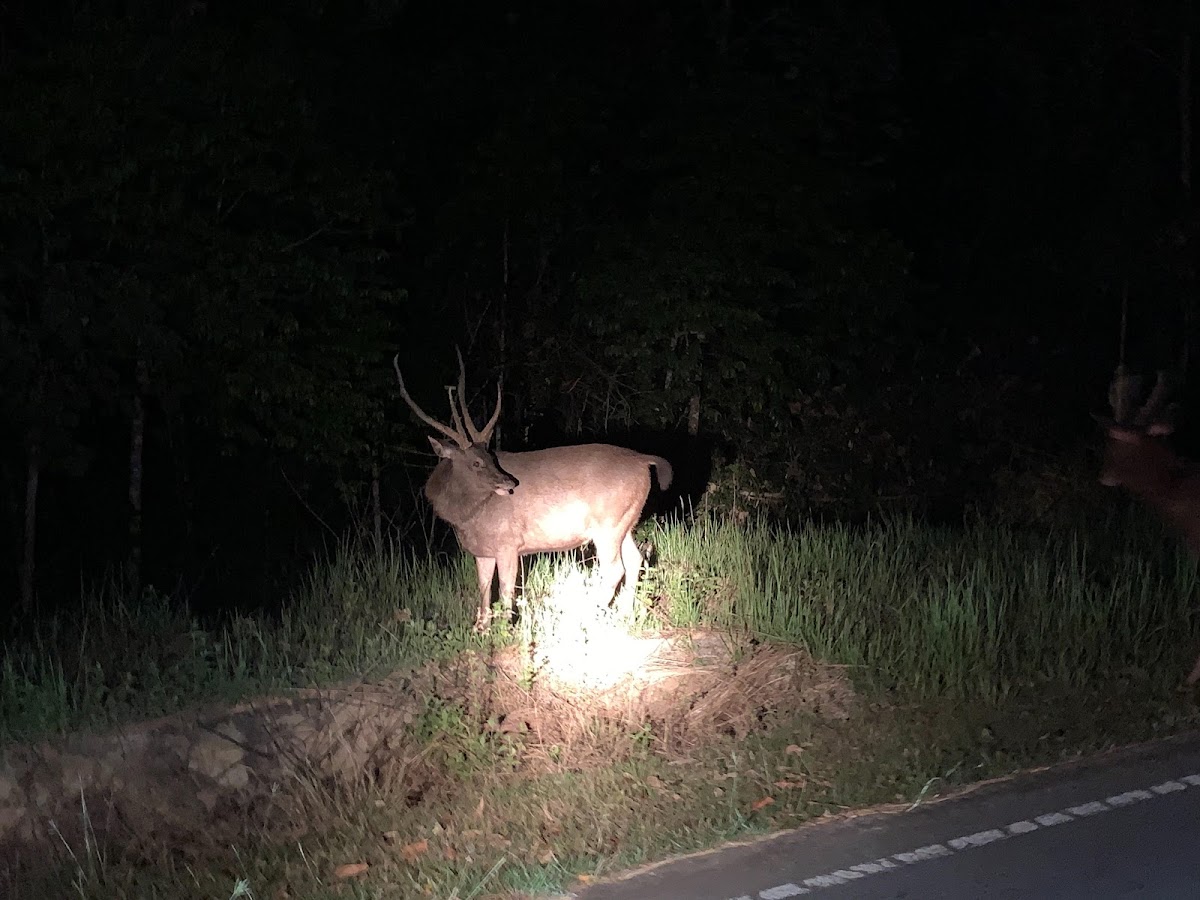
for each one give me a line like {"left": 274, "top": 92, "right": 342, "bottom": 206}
{"left": 494, "top": 630, "right": 852, "bottom": 765}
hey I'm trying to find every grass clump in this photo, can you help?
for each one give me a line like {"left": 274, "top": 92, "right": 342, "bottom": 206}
{"left": 647, "top": 508, "right": 1200, "bottom": 699}
{"left": 0, "top": 537, "right": 478, "bottom": 743}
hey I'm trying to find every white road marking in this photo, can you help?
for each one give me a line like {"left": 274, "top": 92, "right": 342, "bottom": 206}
{"left": 758, "top": 884, "right": 808, "bottom": 898}
{"left": 1152, "top": 780, "right": 1186, "bottom": 794}
{"left": 1033, "top": 811, "right": 1073, "bottom": 826}
{"left": 1105, "top": 789, "right": 1152, "bottom": 807}
{"left": 891, "top": 843, "right": 952, "bottom": 864}
{"left": 723, "top": 770, "right": 1200, "bottom": 900}
{"left": 947, "top": 828, "right": 1005, "bottom": 850}
{"left": 848, "top": 858, "right": 899, "bottom": 874}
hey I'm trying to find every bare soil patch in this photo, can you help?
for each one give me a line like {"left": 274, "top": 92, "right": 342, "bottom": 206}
{"left": 468, "top": 630, "right": 856, "bottom": 770}
{"left": 3, "top": 628, "right": 856, "bottom": 892}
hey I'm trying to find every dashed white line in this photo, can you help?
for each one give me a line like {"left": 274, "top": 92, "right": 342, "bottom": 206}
{"left": 1034, "top": 811, "right": 1072, "bottom": 827}
{"left": 1065, "top": 800, "right": 1108, "bottom": 817}
{"left": 947, "top": 828, "right": 1005, "bottom": 850}
{"left": 804, "top": 870, "right": 865, "bottom": 888}
{"left": 848, "top": 859, "right": 898, "bottom": 875}
{"left": 758, "top": 884, "right": 807, "bottom": 898}
{"left": 891, "top": 843, "right": 951, "bottom": 864}
{"left": 1152, "top": 780, "right": 1186, "bottom": 794}
{"left": 1105, "top": 789, "right": 1152, "bottom": 807}
{"left": 727, "top": 770, "right": 1200, "bottom": 900}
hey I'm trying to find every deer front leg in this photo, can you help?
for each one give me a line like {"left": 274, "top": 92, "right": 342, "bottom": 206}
{"left": 474, "top": 556, "right": 497, "bottom": 632}
{"left": 496, "top": 553, "right": 520, "bottom": 625}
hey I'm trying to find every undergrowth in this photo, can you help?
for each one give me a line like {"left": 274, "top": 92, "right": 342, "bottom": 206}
{"left": 5, "top": 507, "right": 1198, "bottom": 738}
{"left": 0, "top": 539, "right": 478, "bottom": 743}
{"left": 647, "top": 507, "right": 1200, "bottom": 700}
{"left": 5, "top": 507, "right": 1200, "bottom": 898}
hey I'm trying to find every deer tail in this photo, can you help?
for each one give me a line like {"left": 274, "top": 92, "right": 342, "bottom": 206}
{"left": 649, "top": 456, "right": 673, "bottom": 490}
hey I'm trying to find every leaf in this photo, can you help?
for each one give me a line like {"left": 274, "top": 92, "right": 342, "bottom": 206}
{"left": 751, "top": 796, "right": 775, "bottom": 811}
{"left": 401, "top": 839, "right": 429, "bottom": 862}
{"left": 334, "top": 862, "right": 369, "bottom": 879}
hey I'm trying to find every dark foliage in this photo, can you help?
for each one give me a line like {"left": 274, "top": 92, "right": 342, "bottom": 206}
{"left": 0, "top": 0, "right": 1196, "bottom": 618}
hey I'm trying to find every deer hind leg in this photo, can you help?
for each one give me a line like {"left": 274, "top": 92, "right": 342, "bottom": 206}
{"left": 589, "top": 535, "right": 625, "bottom": 613}
{"left": 473, "top": 557, "right": 497, "bottom": 632}
{"left": 617, "top": 531, "right": 645, "bottom": 615}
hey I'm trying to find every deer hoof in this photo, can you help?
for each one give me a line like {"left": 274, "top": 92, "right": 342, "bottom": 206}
{"left": 472, "top": 615, "right": 492, "bottom": 634}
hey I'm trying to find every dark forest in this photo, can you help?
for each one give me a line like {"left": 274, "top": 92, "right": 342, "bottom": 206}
{"left": 0, "top": 0, "right": 1193, "bottom": 613}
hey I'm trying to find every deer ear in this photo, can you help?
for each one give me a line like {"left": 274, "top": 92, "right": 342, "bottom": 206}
{"left": 428, "top": 436, "right": 455, "bottom": 458}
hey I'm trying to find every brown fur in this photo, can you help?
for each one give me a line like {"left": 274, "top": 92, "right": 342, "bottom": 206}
{"left": 395, "top": 351, "right": 672, "bottom": 630}
{"left": 425, "top": 438, "right": 672, "bottom": 629}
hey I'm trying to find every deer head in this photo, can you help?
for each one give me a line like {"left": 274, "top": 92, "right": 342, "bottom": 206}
{"left": 393, "top": 349, "right": 517, "bottom": 497}
{"left": 1096, "top": 367, "right": 1180, "bottom": 493}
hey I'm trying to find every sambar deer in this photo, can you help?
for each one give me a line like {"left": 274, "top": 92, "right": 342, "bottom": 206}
{"left": 394, "top": 350, "right": 673, "bottom": 630}
{"left": 1097, "top": 365, "right": 1200, "bottom": 683}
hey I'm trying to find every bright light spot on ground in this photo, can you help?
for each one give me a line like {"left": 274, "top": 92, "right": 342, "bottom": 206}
{"left": 524, "top": 565, "right": 674, "bottom": 692}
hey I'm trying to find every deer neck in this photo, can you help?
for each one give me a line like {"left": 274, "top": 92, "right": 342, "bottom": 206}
{"left": 1127, "top": 463, "right": 1200, "bottom": 551}
{"left": 424, "top": 461, "right": 496, "bottom": 528}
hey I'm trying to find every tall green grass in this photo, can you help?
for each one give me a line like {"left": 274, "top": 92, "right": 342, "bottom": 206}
{"left": 0, "top": 539, "right": 478, "bottom": 743}
{"left": 4, "top": 508, "right": 1196, "bottom": 743}
{"left": 649, "top": 509, "right": 1200, "bottom": 699}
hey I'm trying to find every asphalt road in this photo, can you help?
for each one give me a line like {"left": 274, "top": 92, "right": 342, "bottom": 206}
{"left": 575, "top": 732, "right": 1200, "bottom": 900}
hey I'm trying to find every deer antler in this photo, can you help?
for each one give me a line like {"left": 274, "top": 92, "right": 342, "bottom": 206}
{"left": 1107, "top": 364, "right": 1142, "bottom": 425}
{"left": 393, "top": 355, "right": 471, "bottom": 449}
{"left": 453, "top": 346, "right": 502, "bottom": 445}
{"left": 394, "top": 350, "right": 503, "bottom": 448}
{"left": 1133, "top": 370, "right": 1172, "bottom": 427}
{"left": 1106, "top": 365, "right": 1176, "bottom": 433}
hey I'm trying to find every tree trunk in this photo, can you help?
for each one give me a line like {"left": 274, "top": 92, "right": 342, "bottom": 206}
{"left": 688, "top": 393, "right": 701, "bottom": 437}
{"left": 171, "top": 419, "right": 195, "bottom": 548}
{"left": 128, "top": 359, "right": 148, "bottom": 598}
{"left": 1, "top": 461, "right": 15, "bottom": 593}
{"left": 715, "top": 0, "right": 732, "bottom": 63}
{"left": 1181, "top": 27, "right": 1192, "bottom": 201}
{"left": 371, "top": 461, "right": 382, "bottom": 548}
{"left": 496, "top": 218, "right": 510, "bottom": 451}
{"left": 20, "top": 439, "right": 40, "bottom": 615}
{"left": 1181, "top": 13, "right": 1196, "bottom": 388}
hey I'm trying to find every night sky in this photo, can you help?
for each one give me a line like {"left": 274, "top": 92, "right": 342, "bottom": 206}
{"left": 1, "top": 0, "right": 1195, "bottom": 619}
